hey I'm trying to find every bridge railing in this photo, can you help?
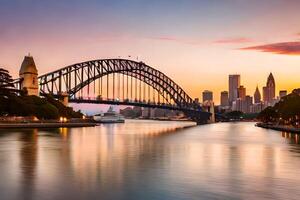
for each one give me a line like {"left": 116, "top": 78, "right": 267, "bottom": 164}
{"left": 70, "top": 96, "right": 177, "bottom": 107}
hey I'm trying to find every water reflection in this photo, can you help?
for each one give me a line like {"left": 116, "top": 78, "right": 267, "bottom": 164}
{"left": 0, "top": 121, "right": 300, "bottom": 200}
{"left": 281, "top": 132, "right": 300, "bottom": 144}
{"left": 19, "top": 129, "right": 38, "bottom": 200}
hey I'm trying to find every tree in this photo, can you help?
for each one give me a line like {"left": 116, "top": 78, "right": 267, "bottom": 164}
{"left": 0, "top": 67, "right": 15, "bottom": 94}
{"left": 225, "top": 111, "right": 243, "bottom": 120}
{"left": 258, "top": 106, "right": 278, "bottom": 123}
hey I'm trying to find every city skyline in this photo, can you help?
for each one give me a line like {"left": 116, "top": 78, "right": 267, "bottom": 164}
{"left": 1, "top": 0, "right": 300, "bottom": 104}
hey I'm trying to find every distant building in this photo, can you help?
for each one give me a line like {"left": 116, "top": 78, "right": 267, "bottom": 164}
{"left": 220, "top": 91, "right": 229, "bottom": 107}
{"left": 233, "top": 98, "right": 243, "bottom": 112}
{"left": 120, "top": 106, "right": 142, "bottom": 118}
{"left": 19, "top": 55, "right": 39, "bottom": 96}
{"left": 254, "top": 86, "right": 261, "bottom": 103}
{"left": 263, "top": 73, "right": 276, "bottom": 105}
{"left": 250, "top": 103, "right": 264, "bottom": 113}
{"left": 149, "top": 108, "right": 181, "bottom": 118}
{"left": 232, "top": 95, "right": 253, "bottom": 113}
{"left": 279, "top": 90, "right": 287, "bottom": 99}
{"left": 229, "top": 74, "right": 240, "bottom": 105}
{"left": 238, "top": 85, "right": 246, "bottom": 100}
{"left": 141, "top": 107, "right": 150, "bottom": 118}
{"left": 202, "top": 90, "right": 213, "bottom": 102}
{"left": 243, "top": 95, "right": 253, "bottom": 113}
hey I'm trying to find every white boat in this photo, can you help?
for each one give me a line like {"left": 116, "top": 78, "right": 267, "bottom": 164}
{"left": 93, "top": 106, "right": 125, "bottom": 123}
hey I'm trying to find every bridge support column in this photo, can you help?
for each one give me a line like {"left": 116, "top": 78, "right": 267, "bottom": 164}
{"left": 209, "top": 103, "right": 215, "bottom": 123}
{"left": 59, "top": 92, "right": 69, "bottom": 106}
{"left": 202, "top": 100, "right": 215, "bottom": 123}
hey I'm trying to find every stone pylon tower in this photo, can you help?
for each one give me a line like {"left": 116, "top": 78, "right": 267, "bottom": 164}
{"left": 19, "top": 55, "right": 39, "bottom": 96}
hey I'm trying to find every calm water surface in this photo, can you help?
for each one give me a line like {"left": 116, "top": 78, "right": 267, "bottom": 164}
{"left": 0, "top": 120, "right": 300, "bottom": 200}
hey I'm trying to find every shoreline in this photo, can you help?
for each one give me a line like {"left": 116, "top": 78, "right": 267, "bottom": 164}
{"left": 0, "top": 121, "right": 97, "bottom": 129}
{"left": 256, "top": 122, "right": 300, "bottom": 133}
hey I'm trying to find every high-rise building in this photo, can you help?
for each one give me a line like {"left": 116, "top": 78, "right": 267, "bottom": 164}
{"left": 220, "top": 91, "right": 229, "bottom": 107}
{"left": 229, "top": 74, "right": 240, "bottom": 105}
{"left": 233, "top": 98, "right": 243, "bottom": 112}
{"left": 234, "top": 96, "right": 253, "bottom": 113}
{"left": 254, "top": 86, "right": 261, "bottom": 103}
{"left": 279, "top": 90, "right": 287, "bottom": 99}
{"left": 263, "top": 73, "right": 276, "bottom": 104}
{"left": 250, "top": 103, "right": 264, "bottom": 113}
{"left": 202, "top": 90, "right": 213, "bottom": 102}
{"left": 238, "top": 85, "right": 246, "bottom": 100}
{"left": 243, "top": 95, "right": 253, "bottom": 113}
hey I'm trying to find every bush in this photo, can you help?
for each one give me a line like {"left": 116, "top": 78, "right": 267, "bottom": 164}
{"left": 0, "top": 94, "right": 82, "bottom": 120}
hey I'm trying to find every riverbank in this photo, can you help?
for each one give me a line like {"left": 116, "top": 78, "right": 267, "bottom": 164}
{"left": 256, "top": 122, "right": 300, "bottom": 133}
{"left": 0, "top": 120, "right": 97, "bottom": 129}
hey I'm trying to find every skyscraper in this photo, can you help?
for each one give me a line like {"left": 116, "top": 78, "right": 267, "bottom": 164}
{"left": 243, "top": 95, "right": 253, "bottom": 113}
{"left": 202, "top": 90, "right": 213, "bottom": 102}
{"left": 254, "top": 86, "right": 261, "bottom": 103}
{"left": 263, "top": 73, "right": 276, "bottom": 104}
{"left": 220, "top": 91, "right": 229, "bottom": 107}
{"left": 237, "top": 85, "right": 246, "bottom": 100}
{"left": 229, "top": 74, "right": 240, "bottom": 105}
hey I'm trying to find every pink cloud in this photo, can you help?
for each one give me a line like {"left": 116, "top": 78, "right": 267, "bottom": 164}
{"left": 240, "top": 41, "right": 300, "bottom": 55}
{"left": 148, "top": 36, "right": 202, "bottom": 45}
{"left": 213, "top": 37, "right": 252, "bottom": 44}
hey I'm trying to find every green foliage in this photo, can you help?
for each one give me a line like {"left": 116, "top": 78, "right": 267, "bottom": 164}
{"left": 258, "top": 106, "right": 278, "bottom": 122}
{"left": 0, "top": 67, "right": 82, "bottom": 119}
{"left": 0, "top": 67, "right": 15, "bottom": 95}
{"left": 225, "top": 111, "right": 243, "bottom": 119}
{"left": 242, "top": 113, "right": 259, "bottom": 120}
{"left": 0, "top": 93, "right": 82, "bottom": 120}
{"left": 258, "top": 90, "right": 300, "bottom": 125}
{"left": 44, "top": 94, "right": 83, "bottom": 118}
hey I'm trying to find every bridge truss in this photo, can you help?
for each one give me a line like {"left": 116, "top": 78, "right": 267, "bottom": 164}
{"left": 15, "top": 59, "right": 210, "bottom": 123}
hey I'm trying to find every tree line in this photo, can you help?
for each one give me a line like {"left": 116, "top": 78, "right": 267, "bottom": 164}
{"left": 258, "top": 89, "right": 300, "bottom": 126}
{"left": 0, "top": 67, "right": 82, "bottom": 119}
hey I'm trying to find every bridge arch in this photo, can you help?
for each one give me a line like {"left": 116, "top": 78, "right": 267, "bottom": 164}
{"left": 35, "top": 59, "right": 210, "bottom": 123}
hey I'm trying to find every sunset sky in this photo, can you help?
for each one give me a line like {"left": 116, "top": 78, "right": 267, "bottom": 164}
{"left": 1, "top": 0, "right": 300, "bottom": 105}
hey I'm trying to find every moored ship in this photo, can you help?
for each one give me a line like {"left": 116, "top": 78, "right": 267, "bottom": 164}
{"left": 93, "top": 106, "right": 125, "bottom": 123}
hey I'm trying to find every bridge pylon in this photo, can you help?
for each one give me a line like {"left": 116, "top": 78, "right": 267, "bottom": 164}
{"left": 58, "top": 92, "right": 69, "bottom": 106}
{"left": 19, "top": 55, "right": 39, "bottom": 96}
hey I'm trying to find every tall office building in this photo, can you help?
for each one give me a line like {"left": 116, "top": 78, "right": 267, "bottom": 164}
{"left": 220, "top": 91, "right": 229, "bottom": 107}
{"left": 229, "top": 74, "right": 240, "bottom": 105}
{"left": 254, "top": 86, "right": 261, "bottom": 103}
{"left": 263, "top": 73, "right": 276, "bottom": 104}
{"left": 243, "top": 95, "right": 253, "bottom": 113}
{"left": 202, "top": 90, "right": 213, "bottom": 102}
{"left": 238, "top": 85, "right": 246, "bottom": 100}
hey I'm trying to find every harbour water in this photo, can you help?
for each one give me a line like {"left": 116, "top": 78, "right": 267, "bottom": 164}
{"left": 0, "top": 120, "right": 300, "bottom": 200}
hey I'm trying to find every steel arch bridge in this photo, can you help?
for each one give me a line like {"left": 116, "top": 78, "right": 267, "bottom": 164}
{"left": 16, "top": 59, "right": 211, "bottom": 124}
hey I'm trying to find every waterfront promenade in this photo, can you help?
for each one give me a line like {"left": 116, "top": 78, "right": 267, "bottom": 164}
{"left": 0, "top": 117, "right": 97, "bottom": 129}
{"left": 0, "top": 121, "right": 97, "bottom": 129}
{"left": 256, "top": 122, "right": 300, "bottom": 133}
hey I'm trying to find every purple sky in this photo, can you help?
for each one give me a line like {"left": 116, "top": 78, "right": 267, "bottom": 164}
{"left": 1, "top": 0, "right": 300, "bottom": 105}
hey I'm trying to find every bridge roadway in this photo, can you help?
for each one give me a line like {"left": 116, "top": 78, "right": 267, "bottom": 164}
{"left": 68, "top": 97, "right": 200, "bottom": 112}
{"left": 15, "top": 58, "right": 212, "bottom": 124}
